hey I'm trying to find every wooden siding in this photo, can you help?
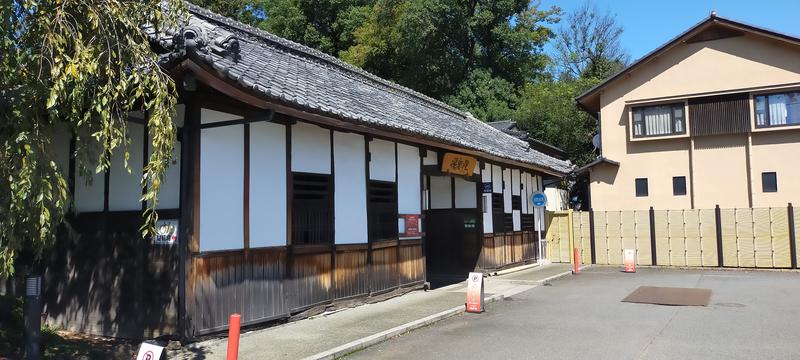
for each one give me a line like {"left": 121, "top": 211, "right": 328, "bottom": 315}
{"left": 689, "top": 93, "right": 751, "bottom": 136}
{"left": 43, "top": 212, "right": 179, "bottom": 339}
{"left": 187, "top": 238, "right": 425, "bottom": 335}
{"left": 479, "top": 231, "right": 539, "bottom": 271}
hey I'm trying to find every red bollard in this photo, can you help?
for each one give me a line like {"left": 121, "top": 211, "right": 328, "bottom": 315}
{"left": 573, "top": 248, "right": 580, "bottom": 274}
{"left": 226, "top": 313, "right": 241, "bottom": 360}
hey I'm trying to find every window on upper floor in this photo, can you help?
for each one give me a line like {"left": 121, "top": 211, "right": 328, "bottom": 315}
{"left": 631, "top": 103, "right": 686, "bottom": 138}
{"left": 755, "top": 91, "right": 800, "bottom": 128}
{"left": 635, "top": 178, "right": 648, "bottom": 197}
{"left": 673, "top": 176, "right": 687, "bottom": 196}
{"left": 762, "top": 172, "right": 777, "bottom": 193}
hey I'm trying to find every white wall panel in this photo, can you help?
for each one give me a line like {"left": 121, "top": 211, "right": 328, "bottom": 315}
{"left": 513, "top": 210, "right": 521, "bottom": 231}
{"left": 492, "top": 164, "right": 502, "bottom": 193}
{"left": 482, "top": 193, "right": 493, "bottom": 234}
{"left": 250, "top": 122, "right": 287, "bottom": 247}
{"left": 51, "top": 122, "right": 71, "bottom": 179}
{"left": 148, "top": 135, "right": 182, "bottom": 210}
{"left": 74, "top": 133, "right": 104, "bottom": 213}
{"left": 430, "top": 176, "right": 452, "bottom": 209}
{"left": 455, "top": 178, "right": 476, "bottom": 209}
{"left": 109, "top": 122, "right": 145, "bottom": 211}
{"left": 291, "top": 122, "right": 331, "bottom": 174}
{"left": 423, "top": 150, "right": 438, "bottom": 165}
{"left": 481, "top": 162, "right": 491, "bottom": 183}
{"left": 503, "top": 168, "right": 511, "bottom": 213}
{"left": 397, "top": 144, "right": 421, "bottom": 214}
{"left": 334, "top": 132, "right": 368, "bottom": 244}
{"left": 200, "top": 108, "right": 243, "bottom": 124}
{"left": 200, "top": 125, "right": 244, "bottom": 251}
{"left": 369, "top": 139, "right": 395, "bottom": 181}
{"left": 511, "top": 169, "right": 521, "bottom": 196}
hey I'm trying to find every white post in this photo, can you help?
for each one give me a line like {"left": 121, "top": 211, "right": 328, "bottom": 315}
{"left": 537, "top": 208, "right": 544, "bottom": 262}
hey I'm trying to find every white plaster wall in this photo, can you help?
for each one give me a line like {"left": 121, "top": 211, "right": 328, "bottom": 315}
{"left": 511, "top": 169, "right": 520, "bottom": 196}
{"left": 74, "top": 134, "right": 105, "bottom": 213}
{"left": 492, "top": 164, "right": 502, "bottom": 193}
{"left": 397, "top": 144, "right": 421, "bottom": 214}
{"left": 292, "top": 122, "right": 331, "bottom": 174}
{"left": 454, "top": 178, "right": 476, "bottom": 209}
{"left": 369, "top": 139, "right": 396, "bottom": 181}
{"left": 430, "top": 176, "right": 452, "bottom": 209}
{"left": 423, "top": 150, "right": 438, "bottom": 165}
{"left": 147, "top": 135, "right": 182, "bottom": 210}
{"left": 200, "top": 125, "right": 244, "bottom": 251}
{"left": 482, "top": 163, "right": 493, "bottom": 233}
{"left": 108, "top": 122, "right": 145, "bottom": 211}
{"left": 513, "top": 210, "right": 521, "bottom": 231}
{"left": 334, "top": 132, "right": 368, "bottom": 244}
{"left": 503, "top": 168, "right": 511, "bottom": 213}
{"left": 250, "top": 121, "right": 287, "bottom": 248}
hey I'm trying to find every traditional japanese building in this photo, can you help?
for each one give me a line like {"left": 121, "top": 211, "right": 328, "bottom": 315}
{"left": 39, "top": 4, "right": 571, "bottom": 340}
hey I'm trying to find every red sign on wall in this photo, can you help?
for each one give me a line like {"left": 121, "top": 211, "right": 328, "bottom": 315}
{"left": 400, "top": 214, "right": 421, "bottom": 237}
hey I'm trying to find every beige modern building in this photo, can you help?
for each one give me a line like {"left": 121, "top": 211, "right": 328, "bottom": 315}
{"left": 576, "top": 13, "right": 800, "bottom": 211}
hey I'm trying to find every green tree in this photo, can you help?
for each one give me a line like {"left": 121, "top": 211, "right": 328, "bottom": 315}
{"left": 342, "top": 0, "right": 559, "bottom": 114}
{"left": 445, "top": 69, "right": 519, "bottom": 123}
{"left": 0, "top": 0, "right": 183, "bottom": 275}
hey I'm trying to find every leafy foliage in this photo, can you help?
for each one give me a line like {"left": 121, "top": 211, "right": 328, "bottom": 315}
{"left": 0, "top": 0, "right": 183, "bottom": 275}
{"left": 552, "top": 2, "right": 627, "bottom": 80}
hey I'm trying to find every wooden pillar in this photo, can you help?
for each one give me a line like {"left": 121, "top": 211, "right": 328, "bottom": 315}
{"left": 789, "top": 203, "right": 796, "bottom": 269}
{"left": 715, "top": 204, "right": 724, "bottom": 267}
{"left": 589, "top": 208, "right": 596, "bottom": 265}
{"left": 649, "top": 206, "right": 657, "bottom": 266}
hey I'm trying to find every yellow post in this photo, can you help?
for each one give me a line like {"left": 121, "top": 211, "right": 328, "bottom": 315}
{"left": 568, "top": 209, "right": 575, "bottom": 264}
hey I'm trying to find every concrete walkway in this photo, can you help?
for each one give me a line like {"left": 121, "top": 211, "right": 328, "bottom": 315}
{"left": 170, "top": 263, "right": 576, "bottom": 360}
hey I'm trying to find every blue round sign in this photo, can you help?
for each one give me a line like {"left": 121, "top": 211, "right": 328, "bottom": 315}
{"left": 531, "top": 192, "right": 547, "bottom": 207}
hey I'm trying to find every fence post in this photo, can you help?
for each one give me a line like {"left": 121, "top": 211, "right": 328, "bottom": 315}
{"left": 589, "top": 208, "right": 596, "bottom": 264}
{"left": 567, "top": 209, "right": 575, "bottom": 264}
{"left": 715, "top": 205, "right": 724, "bottom": 267}
{"left": 789, "top": 203, "right": 797, "bottom": 269}
{"left": 649, "top": 206, "right": 657, "bottom": 266}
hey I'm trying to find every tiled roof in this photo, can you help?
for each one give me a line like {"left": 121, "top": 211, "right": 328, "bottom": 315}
{"left": 152, "top": 3, "right": 573, "bottom": 175}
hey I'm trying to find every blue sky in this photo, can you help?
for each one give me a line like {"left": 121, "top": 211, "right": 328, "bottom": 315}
{"left": 539, "top": 0, "right": 800, "bottom": 61}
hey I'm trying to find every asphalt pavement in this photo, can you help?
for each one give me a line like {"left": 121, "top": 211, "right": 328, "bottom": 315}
{"left": 346, "top": 267, "right": 800, "bottom": 360}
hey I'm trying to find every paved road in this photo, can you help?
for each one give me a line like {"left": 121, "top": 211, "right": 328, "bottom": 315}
{"left": 347, "top": 267, "right": 800, "bottom": 360}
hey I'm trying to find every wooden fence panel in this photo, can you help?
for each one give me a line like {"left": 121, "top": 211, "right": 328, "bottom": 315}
{"left": 770, "top": 208, "right": 791, "bottom": 268}
{"left": 576, "top": 212, "right": 592, "bottom": 264}
{"left": 753, "top": 208, "right": 773, "bottom": 268}
{"left": 736, "top": 208, "right": 756, "bottom": 268}
{"left": 699, "top": 209, "right": 718, "bottom": 266}
{"left": 634, "top": 210, "right": 652, "bottom": 265}
{"left": 684, "top": 210, "right": 703, "bottom": 267}
{"left": 594, "top": 211, "right": 608, "bottom": 264}
{"left": 720, "top": 209, "right": 738, "bottom": 267}
{"left": 654, "top": 210, "right": 670, "bottom": 266}
{"left": 606, "top": 211, "right": 623, "bottom": 265}
{"left": 620, "top": 211, "right": 636, "bottom": 258}
{"left": 668, "top": 210, "right": 687, "bottom": 267}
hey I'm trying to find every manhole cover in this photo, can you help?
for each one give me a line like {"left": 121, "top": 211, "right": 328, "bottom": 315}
{"left": 714, "top": 302, "right": 746, "bottom": 308}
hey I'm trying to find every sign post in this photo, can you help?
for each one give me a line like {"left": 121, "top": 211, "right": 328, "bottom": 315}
{"left": 465, "top": 272, "right": 484, "bottom": 313}
{"left": 135, "top": 342, "right": 165, "bottom": 360}
{"left": 531, "top": 192, "right": 547, "bottom": 262}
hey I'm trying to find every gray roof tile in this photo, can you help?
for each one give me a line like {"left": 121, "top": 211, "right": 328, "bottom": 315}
{"left": 159, "top": 3, "right": 573, "bottom": 175}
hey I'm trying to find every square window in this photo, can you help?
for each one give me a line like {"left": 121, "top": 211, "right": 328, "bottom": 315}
{"left": 673, "top": 176, "right": 687, "bottom": 196}
{"left": 635, "top": 178, "right": 648, "bottom": 197}
{"left": 762, "top": 172, "right": 778, "bottom": 193}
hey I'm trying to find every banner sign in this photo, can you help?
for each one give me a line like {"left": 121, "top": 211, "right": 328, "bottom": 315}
{"left": 624, "top": 249, "right": 636, "bottom": 273}
{"left": 465, "top": 272, "right": 485, "bottom": 313}
{"left": 441, "top": 153, "right": 477, "bottom": 176}
{"left": 482, "top": 182, "right": 492, "bottom": 193}
{"left": 135, "top": 342, "right": 164, "bottom": 360}
{"left": 399, "top": 214, "right": 421, "bottom": 237}
{"left": 153, "top": 219, "right": 179, "bottom": 245}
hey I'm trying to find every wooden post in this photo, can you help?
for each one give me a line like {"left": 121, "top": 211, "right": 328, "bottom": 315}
{"left": 789, "top": 203, "right": 796, "bottom": 269}
{"left": 567, "top": 209, "right": 575, "bottom": 265}
{"left": 589, "top": 208, "right": 596, "bottom": 264}
{"left": 715, "top": 205, "right": 724, "bottom": 267}
{"left": 649, "top": 206, "right": 657, "bottom": 266}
